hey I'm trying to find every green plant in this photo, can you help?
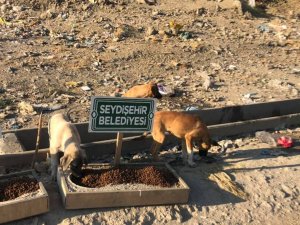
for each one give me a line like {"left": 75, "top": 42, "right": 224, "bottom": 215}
{"left": 0, "top": 98, "right": 12, "bottom": 109}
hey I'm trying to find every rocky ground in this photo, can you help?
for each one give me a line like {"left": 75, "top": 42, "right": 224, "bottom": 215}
{"left": 0, "top": 0, "right": 299, "bottom": 129}
{"left": 0, "top": 0, "right": 300, "bottom": 224}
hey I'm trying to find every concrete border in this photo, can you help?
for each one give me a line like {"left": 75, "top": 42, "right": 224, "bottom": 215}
{"left": 57, "top": 163, "right": 190, "bottom": 209}
{"left": 0, "top": 170, "right": 49, "bottom": 224}
{"left": 4, "top": 98, "right": 300, "bottom": 150}
{"left": 1, "top": 99, "right": 300, "bottom": 167}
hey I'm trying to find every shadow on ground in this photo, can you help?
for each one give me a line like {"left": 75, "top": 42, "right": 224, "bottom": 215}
{"left": 5, "top": 141, "right": 300, "bottom": 225}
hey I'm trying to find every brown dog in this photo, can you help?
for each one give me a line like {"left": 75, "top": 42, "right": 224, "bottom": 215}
{"left": 48, "top": 113, "right": 87, "bottom": 180}
{"left": 149, "top": 111, "right": 211, "bottom": 167}
{"left": 123, "top": 82, "right": 162, "bottom": 99}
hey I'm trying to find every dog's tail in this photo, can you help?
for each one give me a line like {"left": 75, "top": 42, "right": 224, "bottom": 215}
{"left": 133, "top": 132, "right": 150, "bottom": 141}
{"left": 65, "top": 106, "right": 81, "bottom": 123}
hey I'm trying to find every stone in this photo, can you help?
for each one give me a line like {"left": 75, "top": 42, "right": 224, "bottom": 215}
{"left": 157, "top": 84, "right": 175, "bottom": 97}
{"left": 81, "top": 86, "right": 91, "bottom": 91}
{"left": 196, "top": 7, "right": 207, "bottom": 16}
{"left": 291, "top": 88, "right": 298, "bottom": 96}
{"left": 0, "top": 113, "right": 6, "bottom": 119}
{"left": 218, "top": 140, "right": 234, "bottom": 149}
{"left": 114, "top": 25, "right": 134, "bottom": 40}
{"left": 18, "top": 101, "right": 36, "bottom": 115}
{"left": 12, "top": 5, "right": 23, "bottom": 12}
{"left": 228, "top": 65, "right": 237, "bottom": 70}
{"left": 196, "top": 71, "right": 214, "bottom": 91}
{"left": 248, "top": 0, "right": 255, "bottom": 7}
{"left": 243, "top": 92, "right": 257, "bottom": 99}
{"left": 74, "top": 43, "right": 81, "bottom": 48}
{"left": 292, "top": 68, "right": 300, "bottom": 74}
{"left": 235, "top": 138, "right": 244, "bottom": 147}
{"left": 233, "top": 0, "right": 243, "bottom": 15}
{"left": 146, "top": 26, "right": 158, "bottom": 36}
{"left": 210, "top": 63, "right": 222, "bottom": 70}
{"left": 40, "top": 9, "right": 56, "bottom": 20}
{"left": 136, "top": 0, "right": 156, "bottom": 5}
{"left": 8, "top": 67, "right": 18, "bottom": 74}
{"left": 268, "top": 79, "right": 283, "bottom": 88}
{"left": 255, "top": 131, "right": 278, "bottom": 147}
{"left": 203, "top": 76, "right": 213, "bottom": 91}
{"left": 0, "top": 4, "right": 8, "bottom": 12}
{"left": 293, "top": 127, "right": 300, "bottom": 132}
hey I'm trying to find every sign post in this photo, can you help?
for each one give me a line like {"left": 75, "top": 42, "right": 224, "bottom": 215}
{"left": 114, "top": 132, "right": 123, "bottom": 166}
{"left": 89, "top": 97, "right": 156, "bottom": 166}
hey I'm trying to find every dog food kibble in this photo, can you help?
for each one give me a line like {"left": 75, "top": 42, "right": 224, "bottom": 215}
{"left": 0, "top": 177, "right": 39, "bottom": 202}
{"left": 71, "top": 166, "right": 178, "bottom": 188}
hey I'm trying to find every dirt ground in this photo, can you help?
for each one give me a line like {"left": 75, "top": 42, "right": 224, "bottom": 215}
{"left": 0, "top": 0, "right": 299, "bottom": 128}
{"left": 0, "top": 0, "right": 300, "bottom": 224}
{"left": 3, "top": 130, "right": 300, "bottom": 225}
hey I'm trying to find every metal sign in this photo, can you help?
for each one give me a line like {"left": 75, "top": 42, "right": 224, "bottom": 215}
{"left": 89, "top": 97, "right": 156, "bottom": 133}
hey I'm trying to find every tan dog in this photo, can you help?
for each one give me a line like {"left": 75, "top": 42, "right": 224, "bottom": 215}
{"left": 48, "top": 113, "right": 87, "bottom": 180}
{"left": 123, "top": 82, "right": 162, "bottom": 99}
{"left": 149, "top": 111, "right": 211, "bottom": 167}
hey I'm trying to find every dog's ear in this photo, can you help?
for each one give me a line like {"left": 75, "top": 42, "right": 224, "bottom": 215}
{"left": 83, "top": 157, "right": 88, "bottom": 166}
{"left": 211, "top": 139, "right": 221, "bottom": 147}
{"left": 199, "top": 150, "right": 208, "bottom": 157}
{"left": 151, "top": 83, "right": 162, "bottom": 99}
{"left": 80, "top": 149, "right": 88, "bottom": 165}
{"left": 201, "top": 142, "right": 210, "bottom": 150}
{"left": 60, "top": 155, "right": 73, "bottom": 171}
{"left": 200, "top": 135, "right": 211, "bottom": 150}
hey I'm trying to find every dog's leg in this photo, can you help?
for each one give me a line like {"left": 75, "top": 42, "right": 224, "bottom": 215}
{"left": 198, "top": 137, "right": 207, "bottom": 157}
{"left": 181, "top": 139, "right": 188, "bottom": 165}
{"left": 150, "top": 141, "right": 161, "bottom": 161}
{"left": 150, "top": 131, "right": 165, "bottom": 161}
{"left": 49, "top": 149, "right": 59, "bottom": 181}
{"left": 185, "top": 134, "right": 196, "bottom": 167}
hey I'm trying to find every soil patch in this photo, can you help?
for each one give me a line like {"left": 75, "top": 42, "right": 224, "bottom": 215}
{"left": 71, "top": 166, "right": 179, "bottom": 188}
{"left": 0, "top": 177, "right": 39, "bottom": 202}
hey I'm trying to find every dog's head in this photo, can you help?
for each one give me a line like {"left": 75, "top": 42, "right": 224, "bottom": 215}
{"left": 198, "top": 135, "right": 212, "bottom": 157}
{"left": 198, "top": 137, "right": 222, "bottom": 157}
{"left": 60, "top": 149, "right": 88, "bottom": 178}
{"left": 150, "top": 83, "right": 162, "bottom": 99}
{"left": 70, "top": 157, "right": 84, "bottom": 178}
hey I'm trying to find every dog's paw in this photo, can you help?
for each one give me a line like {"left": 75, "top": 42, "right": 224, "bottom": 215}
{"left": 153, "top": 156, "right": 160, "bottom": 161}
{"left": 48, "top": 167, "right": 52, "bottom": 175}
{"left": 51, "top": 176, "right": 57, "bottom": 182}
{"left": 199, "top": 150, "right": 208, "bottom": 157}
{"left": 188, "top": 161, "right": 197, "bottom": 167}
{"left": 51, "top": 172, "right": 57, "bottom": 181}
{"left": 182, "top": 161, "right": 189, "bottom": 167}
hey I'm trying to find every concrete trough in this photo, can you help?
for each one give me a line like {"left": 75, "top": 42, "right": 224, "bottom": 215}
{"left": 1, "top": 98, "right": 300, "bottom": 167}
{"left": 0, "top": 170, "right": 49, "bottom": 224}
{"left": 57, "top": 163, "right": 190, "bottom": 209}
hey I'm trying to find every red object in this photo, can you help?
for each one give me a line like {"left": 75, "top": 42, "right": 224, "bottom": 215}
{"left": 277, "top": 136, "right": 293, "bottom": 148}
